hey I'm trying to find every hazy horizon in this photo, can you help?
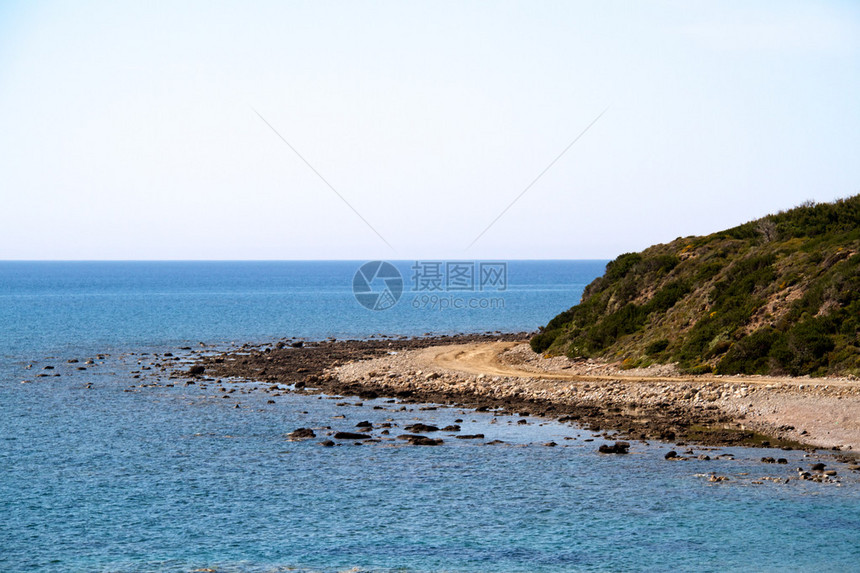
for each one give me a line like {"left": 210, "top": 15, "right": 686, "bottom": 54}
{"left": 2, "top": 1, "right": 858, "bottom": 260}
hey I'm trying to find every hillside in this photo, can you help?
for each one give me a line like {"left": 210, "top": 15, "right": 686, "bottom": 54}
{"left": 531, "top": 196, "right": 860, "bottom": 377}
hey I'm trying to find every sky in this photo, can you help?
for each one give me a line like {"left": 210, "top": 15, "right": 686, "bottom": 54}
{"left": 1, "top": 1, "right": 858, "bottom": 260}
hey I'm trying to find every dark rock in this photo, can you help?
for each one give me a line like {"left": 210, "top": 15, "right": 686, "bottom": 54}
{"left": 187, "top": 365, "right": 205, "bottom": 375}
{"left": 291, "top": 341, "right": 304, "bottom": 348}
{"left": 761, "top": 457, "right": 776, "bottom": 464}
{"left": 355, "top": 421, "right": 373, "bottom": 428}
{"left": 441, "top": 425, "right": 461, "bottom": 432}
{"left": 403, "top": 435, "right": 443, "bottom": 446}
{"left": 598, "top": 441, "right": 630, "bottom": 454}
{"left": 320, "top": 440, "right": 335, "bottom": 447}
{"left": 664, "top": 450, "right": 678, "bottom": 460}
{"left": 777, "top": 458, "right": 788, "bottom": 464}
{"left": 288, "top": 428, "right": 316, "bottom": 440}
{"left": 404, "top": 423, "right": 439, "bottom": 433}
{"left": 544, "top": 441, "right": 558, "bottom": 447}
{"left": 456, "top": 434, "right": 485, "bottom": 440}
{"left": 333, "top": 432, "right": 370, "bottom": 440}
{"left": 811, "top": 462, "right": 826, "bottom": 471}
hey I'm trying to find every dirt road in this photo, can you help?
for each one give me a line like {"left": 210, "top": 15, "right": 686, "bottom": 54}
{"left": 426, "top": 340, "right": 857, "bottom": 388}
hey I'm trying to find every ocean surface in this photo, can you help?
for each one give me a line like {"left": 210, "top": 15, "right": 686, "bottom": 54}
{"left": 1, "top": 261, "right": 858, "bottom": 573}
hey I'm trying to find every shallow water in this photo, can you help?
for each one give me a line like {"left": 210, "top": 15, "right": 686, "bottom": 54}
{"left": 1, "top": 262, "right": 858, "bottom": 572}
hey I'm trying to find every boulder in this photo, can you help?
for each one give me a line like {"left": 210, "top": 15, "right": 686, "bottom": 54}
{"left": 404, "top": 435, "right": 443, "bottom": 446}
{"left": 404, "top": 423, "right": 439, "bottom": 433}
{"left": 598, "top": 441, "right": 630, "bottom": 454}
{"left": 333, "top": 432, "right": 370, "bottom": 440}
{"left": 288, "top": 428, "right": 316, "bottom": 440}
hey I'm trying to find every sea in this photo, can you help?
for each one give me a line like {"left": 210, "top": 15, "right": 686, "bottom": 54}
{"left": 1, "top": 261, "right": 858, "bottom": 573}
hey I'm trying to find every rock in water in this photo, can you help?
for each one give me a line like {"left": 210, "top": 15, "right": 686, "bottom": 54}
{"left": 288, "top": 428, "right": 316, "bottom": 440}
{"left": 598, "top": 441, "right": 630, "bottom": 454}
{"left": 404, "top": 423, "right": 440, "bottom": 433}
{"left": 333, "top": 432, "right": 370, "bottom": 440}
{"left": 400, "top": 434, "right": 443, "bottom": 446}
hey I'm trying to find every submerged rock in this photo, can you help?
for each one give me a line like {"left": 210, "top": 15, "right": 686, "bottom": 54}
{"left": 398, "top": 434, "right": 443, "bottom": 446}
{"left": 598, "top": 441, "right": 630, "bottom": 454}
{"left": 333, "top": 432, "right": 370, "bottom": 440}
{"left": 404, "top": 423, "right": 440, "bottom": 433}
{"left": 288, "top": 428, "right": 316, "bottom": 440}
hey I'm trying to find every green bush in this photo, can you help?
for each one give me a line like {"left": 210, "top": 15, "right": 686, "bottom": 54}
{"left": 604, "top": 252, "right": 642, "bottom": 281}
{"left": 715, "top": 328, "right": 782, "bottom": 375}
{"left": 770, "top": 318, "right": 836, "bottom": 376}
{"left": 645, "top": 339, "right": 670, "bottom": 356}
{"left": 530, "top": 329, "right": 561, "bottom": 353}
{"left": 685, "top": 364, "right": 714, "bottom": 375}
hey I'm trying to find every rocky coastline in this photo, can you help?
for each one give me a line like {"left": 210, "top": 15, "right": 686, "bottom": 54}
{"left": 187, "top": 333, "right": 860, "bottom": 455}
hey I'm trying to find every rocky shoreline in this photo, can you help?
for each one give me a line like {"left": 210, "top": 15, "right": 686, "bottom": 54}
{"left": 187, "top": 333, "right": 860, "bottom": 454}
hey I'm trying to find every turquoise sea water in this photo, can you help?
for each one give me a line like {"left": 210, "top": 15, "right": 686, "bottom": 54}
{"left": 1, "top": 261, "right": 858, "bottom": 573}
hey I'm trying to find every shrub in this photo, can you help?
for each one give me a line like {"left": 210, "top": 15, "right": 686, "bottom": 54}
{"left": 685, "top": 364, "right": 714, "bottom": 375}
{"left": 604, "top": 252, "right": 642, "bottom": 281}
{"left": 530, "top": 329, "right": 561, "bottom": 353}
{"left": 770, "top": 318, "right": 836, "bottom": 376}
{"left": 716, "top": 328, "right": 782, "bottom": 375}
{"left": 645, "top": 339, "right": 670, "bottom": 356}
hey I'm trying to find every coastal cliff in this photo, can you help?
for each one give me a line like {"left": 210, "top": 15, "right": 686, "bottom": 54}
{"left": 532, "top": 195, "right": 860, "bottom": 377}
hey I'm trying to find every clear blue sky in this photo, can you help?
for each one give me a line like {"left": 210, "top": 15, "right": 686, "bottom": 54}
{"left": 1, "top": 1, "right": 858, "bottom": 260}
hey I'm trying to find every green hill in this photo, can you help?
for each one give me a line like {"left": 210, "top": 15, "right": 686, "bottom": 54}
{"left": 531, "top": 195, "right": 860, "bottom": 377}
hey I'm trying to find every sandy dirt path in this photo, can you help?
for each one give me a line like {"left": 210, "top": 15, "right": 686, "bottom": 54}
{"left": 416, "top": 341, "right": 860, "bottom": 450}
{"left": 426, "top": 341, "right": 857, "bottom": 388}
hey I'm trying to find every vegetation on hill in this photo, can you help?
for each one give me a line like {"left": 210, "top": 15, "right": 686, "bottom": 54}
{"left": 531, "top": 195, "right": 860, "bottom": 376}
